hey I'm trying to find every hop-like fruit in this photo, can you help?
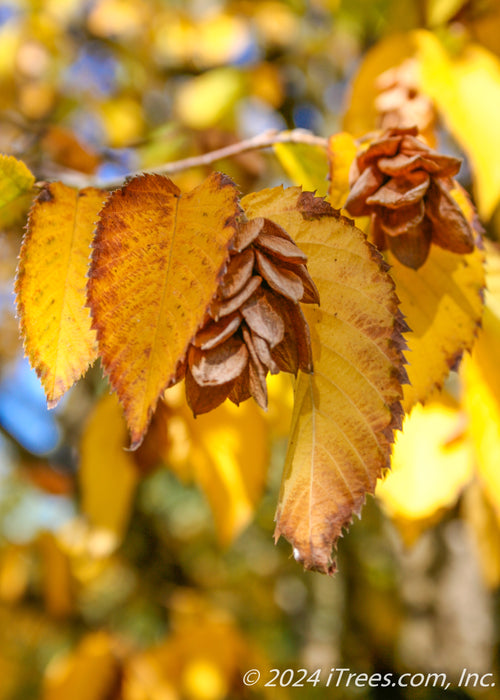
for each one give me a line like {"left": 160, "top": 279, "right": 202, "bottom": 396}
{"left": 374, "top": 59, "right": 436, "bottom": 143}
{"left": 180, "top": 216, "right": 320, "bottom": 415}
{"left": 345, "top": 127, "right": 476, "bottom": 269}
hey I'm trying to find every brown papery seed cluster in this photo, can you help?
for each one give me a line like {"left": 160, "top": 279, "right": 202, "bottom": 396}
{"left": 374, "top": 59, "right": 436, "bottom": 143}
{"left": 182, "top": 217, "right": 320, "bottom": 416}
{"left": 345, "top": 127, "right": 476, "bottom": 269}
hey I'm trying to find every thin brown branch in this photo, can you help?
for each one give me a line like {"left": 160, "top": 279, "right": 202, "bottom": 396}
{"left": 152, "top": 128, "right": 328, "bottom": 175}
{"left": 44, "top": 129, "right": 329, "bottom": 189}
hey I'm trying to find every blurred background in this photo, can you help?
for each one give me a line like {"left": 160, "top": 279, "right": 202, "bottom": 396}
{"left": 1, "top": 0, "right": 500, "bottom": 697}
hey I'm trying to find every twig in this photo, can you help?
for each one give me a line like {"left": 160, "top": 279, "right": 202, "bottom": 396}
{"left": 43, "top": 129, "right": 329, "bottom": 189}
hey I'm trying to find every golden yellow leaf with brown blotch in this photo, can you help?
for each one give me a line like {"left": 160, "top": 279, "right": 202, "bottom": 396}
{"left": 242, "top": 186, "right": 408, "bottom": 574}
{"left": 16, "top": 182, "right": 106, "bottom": 406}
{"left": 88, "top": 172, "right": 241, "bottom": 448}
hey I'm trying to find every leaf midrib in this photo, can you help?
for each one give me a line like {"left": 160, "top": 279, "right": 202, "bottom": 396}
{"left": 140, "top": 193, "right": 181, "bottom": 426}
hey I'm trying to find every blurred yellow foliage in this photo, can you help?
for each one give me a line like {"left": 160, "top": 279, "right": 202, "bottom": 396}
{"left": 2, "top": 1, "right": 500, "bottom": 697}
{"left": 163, "top": 385, "right": 270, "bottom": 545}
{"left": 273, "top": 142, "right": 330, "bottom": 196}
{"left": 123, "top": 591, "right": 254, "bottom": 700}
{"left": 100, "top": 97, "right": 145, "bottom": 148}
{"left": 80, "top": 393, "right": 139, "bottom": 540}
{"left": 175, "top": 68, "right": 245, "bottom": 130}
{"left": 416, "top": 31, "right": 500, "bottom": 220}
{"left": 343, "top": 33, "right": 416, "bottom": 136}
{"left": 43, "top": 631, "right": 120, "bottom": 700}
{"left": 38, "top": 532, "right": 74, "bottom": 617}
{"left": 87, "top": 0, "right": 151, "bottom": 38}
{"left": 462, "top": 242, "right": 500, "bottom": 525}
{"left": 0, "top": 545, "right": 29, "bottom": 604}
{"left": 377, "top": 399, "right": 473, "bottom": 522}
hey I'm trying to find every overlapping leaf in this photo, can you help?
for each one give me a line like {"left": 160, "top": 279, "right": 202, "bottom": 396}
{"left": 242, "top": 186, "right": 407, "bottom": 573}
{"left": 88, "top": 172, "right": 241, "bottom": 448}
{"left": 0, "top": 154, "right": 35, "bottom": 212}
{"left": 388, "top": 244, "right": 485, "bottom": 411}
{"left": 416, "top": 31, "right": 500, "bottom": 220}
{"left": 16, "top": 183, "right": 106, "bottom": 406}
{"left": 327, "top": 132, "right": 359, "bottom": 210}
{"left": 273, "top": 142, "right": 330, "bottom": 197}
{"left": 462, "top": 241, "right": 500, "bottom": 524}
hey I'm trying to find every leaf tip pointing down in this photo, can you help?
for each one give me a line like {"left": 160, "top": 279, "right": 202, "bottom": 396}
{"left": 88, "top": 172, "right": 242, "bottom": 449}
{"left": 16, "top": 182, "right": 105, "bottom": 407}
{"left": 241, "top": 186, "right": 408, "bottom": 574}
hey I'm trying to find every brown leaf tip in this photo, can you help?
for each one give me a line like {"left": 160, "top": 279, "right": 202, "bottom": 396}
{"left": 292, "top": 546, "right": 337, "bottom": 575}
{"left": 344, "top": 127, "right": 477, "bottom": 269}
{"left": 37, "top": 186, "right": 55, "bottom": 204}
{"left": 297, "top": 191, "right": 336, "bottom": 220}
{"left": 177, "top": 216, "right": 320, "bottom": 416}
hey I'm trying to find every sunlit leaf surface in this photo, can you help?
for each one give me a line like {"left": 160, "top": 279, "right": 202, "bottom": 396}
{"left": 242, "top": 186, "right": 407, "bottom": 573}
{"left": 88, "top": 172, "right": 240, "bottom": 447}
{"left": 16, "top": 183, "right": 105, "bottom": 406}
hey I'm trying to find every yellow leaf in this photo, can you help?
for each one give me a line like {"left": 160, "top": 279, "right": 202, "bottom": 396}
{"left": 38, "top": 532, "right": 74, "bottom": 617}
{"left": 327, "top": 131, "right": 358, "bottom": 210}
{"left": 266, "top": 372, "right": 294, "bottom": 438}
{"left": 100, "top": 97, "right": 144, "bottom": 148}
{"left": 194, "top": 13, "right": 252, "bottom": 68}
{"left": 388, "top": 244, "right": 485, "bottom": 411}
{"left": 377, "top": 400, "right": 473, "bottom": 523}
{"left": 88, "top": 173, "right": 240, "bottom": 448}
{"left": 124, "top": 591, "right": 255, "bottom": 700}
{"left": 16, "top": 183, "right": 105, "bottom": 406}
{"left": 157, "top": 386, "right": 269, "bottom": 545}
{"left": 462, "top": 481, "right": 500, "bottom": 589}
{"left": 425, "top": 0, "right": 466, "bottom": 26}
{"left": 482, "top": 239, "right": 500, "bottom": 323}
{"left": 43, "top": 632, "right": 120, "bottom": 700}
{"left": 0, "top": 545, "right": 29, "bottom": 604}
{"left": 343, "top": 33, "right": 416, "bottom": 136}
{"left": 241, "top": 187, "right": 407, "bottom": 573}
{"left": 416, "top": 31, "right": 500, "bottom": 220}
{"left": 0, "top": 153, "right": 35, "bottom": 211}
{"left": 175, "top": 68, "right": 244, "bottom": 130}
{"left": 273, "top": 142, "right": 329, "bottom": 197}
{"left": 80, "top": 393, "right": 139, "bottom": 540}
{"left": 462, "top": 242, "right": 500, "bottom": 524}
